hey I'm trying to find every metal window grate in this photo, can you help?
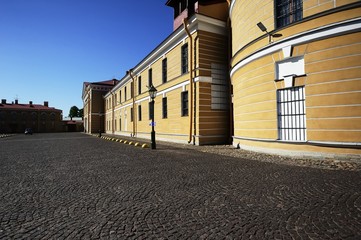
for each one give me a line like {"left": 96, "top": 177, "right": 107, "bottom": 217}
{"left": 277, "top": 86, "right": 306, "bottom": 141}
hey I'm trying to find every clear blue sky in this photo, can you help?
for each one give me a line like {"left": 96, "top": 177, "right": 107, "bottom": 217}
{"left": 0, "top": 0, "right": 173, "bottom": 117}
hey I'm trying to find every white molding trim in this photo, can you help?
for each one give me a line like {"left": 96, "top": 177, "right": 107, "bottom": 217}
{"left": 110, "top": 14, "right": 227, "bottom": 94}
{"left": 112, "top": 81, "right": 189, "bottom": 112}
{"left": 194, "top": 76, "right": 212, "bottom": 83}
{"left": 230, "top": 18, "right": 361, "bottom": 77}
{"left": 229, "top": 0, "right": 236, "bottom": 17}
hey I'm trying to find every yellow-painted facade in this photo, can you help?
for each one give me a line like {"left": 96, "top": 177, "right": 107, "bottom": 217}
{"left": 83, "top": 0, "right": 361, "bottom": 158}
{"left": 230, "top": 0, "right": 361, "bottom": 156}
{"left": 104, "top": 7, "right": 230, "bottom": 145}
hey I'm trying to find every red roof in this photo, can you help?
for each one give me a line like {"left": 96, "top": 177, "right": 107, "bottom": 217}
{"left": 0, "top": 103, "right": 62, "bottom": 111}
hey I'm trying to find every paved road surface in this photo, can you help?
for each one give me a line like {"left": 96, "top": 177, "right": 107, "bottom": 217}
{"left": 0, "top": 133, "right": 360, "bottom": 239}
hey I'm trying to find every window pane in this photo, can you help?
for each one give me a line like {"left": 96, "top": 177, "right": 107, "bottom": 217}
{"left": 181, "top": 91, "right": 188, "bottom": 116}
{"left": 181, "top": 44, "right": 188, "bottom": 74}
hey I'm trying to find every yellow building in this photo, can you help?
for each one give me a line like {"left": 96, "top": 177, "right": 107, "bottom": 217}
{"left": 230, "top": 0, "right": 361, "bottom": 156}
{"left": 104, "top": 0, "right": 231, "bottom": 145}
{"left": 82, "top": 80, "right": 119, "bottom": 134}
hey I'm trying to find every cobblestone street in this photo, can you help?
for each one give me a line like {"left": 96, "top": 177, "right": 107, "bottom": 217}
{"left": 0, "top": 133, "right": 360, "bottom": 239}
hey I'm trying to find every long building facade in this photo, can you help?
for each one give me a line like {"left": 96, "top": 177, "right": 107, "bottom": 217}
{"left": 104, "top": 0, "right": 231, "bottom": 145}
{"left": 230, "top": 0, "right": 361, "bottom": 156}
{"left": 84, "top": 0, "right": 361, "bottom": 157}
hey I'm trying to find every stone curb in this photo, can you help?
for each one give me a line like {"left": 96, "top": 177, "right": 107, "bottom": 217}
{"left": 93, "top": 134, "right": 149, "bottom": 149}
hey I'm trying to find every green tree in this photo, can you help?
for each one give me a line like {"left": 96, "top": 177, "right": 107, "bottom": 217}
{"left": 69, "top": 106, "right": 79, "bottom": 120}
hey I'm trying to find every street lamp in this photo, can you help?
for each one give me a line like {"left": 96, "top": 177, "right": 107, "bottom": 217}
{"left": 148, "top": 84, "right": 157, "bottom": 149}
{"left": 256, "top": 22, "right": 282, "bottom": 43}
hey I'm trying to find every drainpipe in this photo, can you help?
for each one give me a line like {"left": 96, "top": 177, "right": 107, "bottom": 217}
{"left": 226, "top": 0, "right": 233, "bottom": 144}
{"left": 112, "top": 92, "right": 115, "bottom": 134}
{"left": 127, "top": 69, "right": 136, "bottom": 137}
{"left": 183, "top": 19, "right": 193, "bottom": 144}
{"left": 193, "top": 36, "right": 199, "bottom": 145}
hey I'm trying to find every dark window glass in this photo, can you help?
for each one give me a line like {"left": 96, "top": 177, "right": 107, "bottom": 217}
{"left": 162, "top": 58, "right": 167, "bottom": 83}
{"left": 181, "top": 91, "right": 188, "bottom": 116}
{"left": 149, "top": 101, "right": 154, "bottom": 120}
{"left": 148, "top": 68, "right": 153, "bottom": 87}
{"left": 162, "top": 97, "right": 168, "bottom": 119}
{"left": 130, "top": 107, "right": 133, "bottom": 122}
{"left": 275, "top": 0, "right": 303, "bottom": 28}
{"left": 138, "top": 76, "right": 142, "bottom": 95}
{"left": 124, "top": 87, "right": 127, "bottom": 101}
{"left": 181, "top": 44, "right": 188, "bottom": 74}
{"left": 138, "top": 105, "right": 142, "bottom": 121}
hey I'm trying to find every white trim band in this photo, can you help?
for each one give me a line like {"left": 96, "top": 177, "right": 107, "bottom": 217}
{"left": 230, "top": 18, "right": 361, "bottom": 77}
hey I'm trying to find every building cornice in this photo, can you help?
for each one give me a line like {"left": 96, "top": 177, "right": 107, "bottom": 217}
{"left": 230, "top": 17, "right": 361, "bottom": 77}
{"left": 108, "top": 14, "right": 227, "bottom": 96}
{"left": 229, "top": 0, "right": 235, "bottom": 17}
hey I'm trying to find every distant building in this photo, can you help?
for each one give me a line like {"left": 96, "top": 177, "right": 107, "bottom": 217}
{"left": 82, "top": 79, "right": 119, "bottom": 134}
{"left": 63, "top": 117, "right": 84, "bottom": 132}
{"left": 0, "top": 99, "right": 63, "bottom": 133}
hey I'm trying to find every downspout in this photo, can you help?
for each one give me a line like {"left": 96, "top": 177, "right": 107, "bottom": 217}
{"left": 183, "top": 19, "right": 193, "bottom": 144}
{"left": 112, "top": 92, "right": 115, "bottom": 134}
{"left": 226, "top": 0, "right": 233, "bottom": 144}
{"left": 193, "top": 35, "right": 199, "bottom": 145}
{"left": 127, "top": 69, "right": 136, "bottom": 137}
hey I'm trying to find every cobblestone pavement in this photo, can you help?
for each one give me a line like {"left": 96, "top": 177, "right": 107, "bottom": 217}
{"left": 0, "top": 133, "right": 360, "bottom": 239}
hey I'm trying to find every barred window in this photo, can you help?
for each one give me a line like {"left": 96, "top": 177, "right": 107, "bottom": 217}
{"left": 275, "top": 0, "right": 303, "bottom": 28}
{"left": 277, "top": 86, "right": 306, "bottom": 141}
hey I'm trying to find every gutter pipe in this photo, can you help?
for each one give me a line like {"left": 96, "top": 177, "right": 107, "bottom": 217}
{"left": 183, "top": 19, "right": 194, "bottom": 144}
{"left": 127, "top": 69, "right": 136, "bottom": 137}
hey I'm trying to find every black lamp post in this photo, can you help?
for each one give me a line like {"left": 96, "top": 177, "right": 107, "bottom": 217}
{"left": 148, "top": 84, "right": 157, "bottom": 149}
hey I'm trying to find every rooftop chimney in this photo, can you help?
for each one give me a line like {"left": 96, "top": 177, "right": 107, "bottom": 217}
{"left": 29, "top": 101, "right": 33, "bottom": 107}
{"left": 1, "top": 99, "right": 6, "bottom": 104}
{"left": 15, "top": 99, "right": 18, "bottom": 104}
{"left": 44, "top": 101, "right": 49, "bottom": 107}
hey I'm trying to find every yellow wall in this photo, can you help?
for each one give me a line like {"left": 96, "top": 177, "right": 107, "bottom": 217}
{"left": 105, "top": 22, "right": 230, "bottom": 145}
{"left": 230, "top": 0, "right": 361, "bottom": 155}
